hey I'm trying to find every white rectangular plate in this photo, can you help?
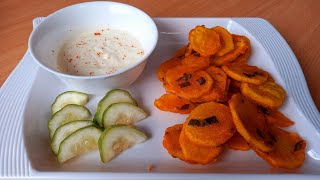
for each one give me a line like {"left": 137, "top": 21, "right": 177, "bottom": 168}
{"left": 0, "top": 18, "right": 320, "bottom": 179}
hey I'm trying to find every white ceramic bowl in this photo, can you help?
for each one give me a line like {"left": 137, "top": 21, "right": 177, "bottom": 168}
{"left": 29, "top": 1, "right": 158, "bottom": 94}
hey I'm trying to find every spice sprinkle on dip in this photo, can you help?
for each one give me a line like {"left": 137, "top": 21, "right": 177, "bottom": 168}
{"left": 57, "top": 28, "right": 144, "bottom": 76}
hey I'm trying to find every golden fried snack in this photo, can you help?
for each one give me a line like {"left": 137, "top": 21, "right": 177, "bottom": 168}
{"left": 162, "top": 124, "right": 196, "bottom": 163}
{"left": 212, "top": 26, "right": 235, "bottom": 56}
{"left": 206, "top": 66, "right": 228, "bottom": 91}
{"left": 179, "top": 128, "right": 223, "bottom": 164}
{"left": 154, "top": 94, "right": 196, "bottom": 114}
{"left": 229, "top": 93, "right": 275, "bottom": 152}
{"left": 183, "top": 102, "right": 235, "bottom": 146}
{"left": 226, "top": 131, "right": 250, "bottom": 151}
{"left": 166, "top": 66, "right": 214, "bottom": 99}
{"left": 191, "top": 90, "right": 227, "bottom": 103}
{"left": 189, "top": 25, "right": 221, "bottom": 57}
{"left": 241, "top": 81, "right": 286, "bottom": 108}
{"left": 163, "top": 82, "right": 175, "bottom": 94}
{"left": 210, "top": 35, "right": 248, "bottom": 66}
{"left": 184, "top": 44, "right": 194, "bottom": 57}
{"left": 158, "top": 57, "right": 181, "bottom": 82}
{"left": 180, "top": 54, "right": 210, "bottom": 71}
{"left": 257, "top": 106, "right": 294, "bottom": 127}
{"left": 252, "top": 127, "right": 306, "bottom": 169}
{"left": 232, "top": 36, "right": 251, "bottom": 64}
{"left": 222, "top": 63, "right": 269, "bottom": 85}
{"left": 175, "top": 45, "right": 188, "bottom": 58}
{"left": 163, "top": 124, "right": 185, "bottom": 159}
{"left": 191, "top": 66, "right": 228, "bottom": 103}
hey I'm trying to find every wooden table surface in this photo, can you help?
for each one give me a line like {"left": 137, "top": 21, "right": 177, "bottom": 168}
{"left": 0, "top": 0, "right": 319, "bottom": 110}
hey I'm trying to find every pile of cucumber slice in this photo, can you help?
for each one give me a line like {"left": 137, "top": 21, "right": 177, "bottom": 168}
{"left": 48, "top": 89, "right": 148, "bottom": 164}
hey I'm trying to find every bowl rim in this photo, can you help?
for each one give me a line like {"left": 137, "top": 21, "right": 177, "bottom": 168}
{"left": 28, "top": 1, "right": 158, "bottom": 80}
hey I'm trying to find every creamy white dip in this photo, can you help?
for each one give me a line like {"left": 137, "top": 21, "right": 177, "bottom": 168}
{"left": 57, "top": 28, "right": 144, "bottom": 76}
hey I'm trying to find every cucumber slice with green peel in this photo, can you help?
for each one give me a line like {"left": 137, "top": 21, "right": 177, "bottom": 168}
{"left": 51, "top": 120, "right": 94, "bottom": 155}
{"left": 102, "top": 102, "right": 147, "bottom": 126}
{"left": 98, "top": 125, "right": 147, "bottom": 163}
{"left": 51, "top": 91, "right": 89, "bottom": 115}
{"left": 94, "top": 89, "right": 137, "bottom": 127}
{"left": 57, "top": 125, "right": 102, "bottom": 163}
{"left": 48, "top": 104, "right": 91, "bottom": 139}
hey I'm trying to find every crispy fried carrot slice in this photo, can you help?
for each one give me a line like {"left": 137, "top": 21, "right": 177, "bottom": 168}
{"left": 163, "top": 124, "right": 185, "bottom": 160}
{"left": 212, "top": 26, "right": 235, "bottom": 56}
{"left": 162, "top": 124, "right": 197, "bottom": 164}
{"left": 183, "top": 102, "right": 235, "bottom": 146}
{"left": 191, "top": 90, "right": 227, "bottom": 103}
{"left": 179, "top": 128, "right": 223, "bottom": 164}
{"left": 191, "top": 66, "right": 228, "bottom": 103}
{"left": 229, "top": 93, "right": 275, "bottom": 152}
{"left": 184, "top": 44, "right": 195, "bottom": 57}
{"left": 166, "top": 66, "right": 214, "bottom": 99}
{"left": 189, "top": 25, "right": 221, "bottom": 57}
{"left": 232, "top": 36, "right": 251, "bottom": 64}
{"left": 210, "top": 35, "right": 248, "bottom": 66}
{"left": 180, "top": 54, "right": 210, "bottom": 71}
{"left": 222, "top": 63, "right": 269, "bottom": 85}
{"left": 175, "top": 45, "right": 188, "bottom": 59}
{"left": 257, "top": 106, "right": 294, "bottom": 127}
{"left": 158, "top": 57, "right": 181, "bottom": 82}
{"left": 206, "top": 66, "right": 228, "bottom": 91}
{"left": 154, "top": 94, "right": 196, "bottom": 114}
{"left": 226, "top": 131, "right": 250, "bottom": 151}
{"left": 252, "top": 127, "right": 306, "bottom": 169}
{"left": 241, "top": 81, "right": 286, "bottom": 108}
{"left": 163, "top": 82, "right": 175, "bottom": 94}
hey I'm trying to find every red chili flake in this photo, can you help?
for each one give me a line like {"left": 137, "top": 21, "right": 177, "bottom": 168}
{"left": 76, "top": 55, "right": 79, "bottom": 58}
{"left": 89, "top": 72, "right": 94, "bottom": 75}
{"left": 97, "top": 52, "right": 101, "bottom": 57}
{"left": 94, "top": 32, "right": 101, "bottom": 35}
{"left": 68, "top": 59, "right": 73, "bottom": 63}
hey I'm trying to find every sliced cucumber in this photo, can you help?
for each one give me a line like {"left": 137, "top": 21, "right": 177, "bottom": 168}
{"left": 94, "top": 89, "right": 137, "bottom": 127}
{"left": 57, "top": 125, "right": 102, "bottom": 163}
{"left": 51, "top": 91, "right": 89, "bottom": 115}
{"left": 102, "top": 102, "right": 147, "bottom": 127}
{"left": 51, "top": 120, "right": 94, "bottom": 155}
{"left": 98, "top": 125, "right": 147, "bottom": 163}
{"left": 48, "top": 104, "right": 91, "bottom": 139}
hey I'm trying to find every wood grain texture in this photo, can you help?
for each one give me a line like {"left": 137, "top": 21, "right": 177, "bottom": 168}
{"left": 0, "top": 0, "right": 319, "bottom": 110}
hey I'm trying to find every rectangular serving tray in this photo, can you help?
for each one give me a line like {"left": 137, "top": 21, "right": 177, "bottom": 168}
{"left": 0, "top": 17, "right": 319, "bottom": 179}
